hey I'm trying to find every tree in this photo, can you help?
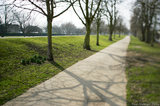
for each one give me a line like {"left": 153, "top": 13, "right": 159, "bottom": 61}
{"left": 103, "top": 0, "right": 119, "bottom": 41}
{"left": 26, "top": 25, "right": 42, "bottom": 33}
{"left": 95, "top": 9, "right": 102, "bottom": 46}
{"left": 12, "top": 0, "right": 76, "bottom": 61}
{"left": 131, "top": 0, "right": 160, "bottom": 46}
{"left": 91, "top": 20, "right": 108, "bottom": 35}
{"left": 61, "top": 22, "right": 76, "bottom": 34}
{"left": 130, "top": 7, "right": 141, "bottom": 37}
{"left": 0, "top": 0, "right": 15, "bottom": 36}
{"left": 13, "top": 11, "right": 31, "bottom": 34}
{"left": 115, "top": 16, "right": 123, "bottom": 37}
{"left": 72, "top": 0, "right": 102, "bottom": 50}
{"left": 52, "top": 25, "right": 62, "bottom": 34}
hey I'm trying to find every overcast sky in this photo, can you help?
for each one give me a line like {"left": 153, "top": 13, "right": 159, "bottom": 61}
{"left": 16, "top": 0, "right": 136, "bottom": 29}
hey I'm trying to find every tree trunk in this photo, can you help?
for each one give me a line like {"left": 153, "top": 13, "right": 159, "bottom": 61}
{"left": 84, "top": 24, "right": 91, "bottom": 50}
{"left": 96, "top": 21, "right": 100, "bottom": 46}
{"left": 146, "top": 26, "right": 151, "bottom": 43}
{"left": 109, "top": 25, "right": 113, "bottom": 41}
{"left": 151, "top": 15, "right": 157, "bottom": 47}
{"left": 151, "top": 32, "right": 154, "bottom": 47}
{"left": 114, "top": 32, "right": 115, "bottom": 39}
{"left": 47, "top": 18, "right": 54, "bottom": 61}
{"left": 141, "top": 29, "right": 145, "bottom": 41}
{"left": 141, "top": 25, "right": 146, "bottom": 41}
{"left": 119, "top": 31, "right": 120, "bottom": 38}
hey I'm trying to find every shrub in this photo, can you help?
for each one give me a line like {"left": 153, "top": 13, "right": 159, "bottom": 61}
{"left": 21, "top": 59, "right": 26, "bottom": 65}
{"left": 21, "top": 55, "right": 46, "bottom": 65}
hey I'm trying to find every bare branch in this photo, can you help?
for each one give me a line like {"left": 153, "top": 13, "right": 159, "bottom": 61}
{"left": 28, "top": 0, "right": 47, "bottom": 16}
{"left": 53, "top": 0, "right": 76, "bottom": 18}
{"left": 13, "top": 4, "right": 44, "bottom": 15}
{"left": 78, "top": 0, "right": 86, "bottom": 18}
{"left": 72, "top": 2, "right": 86, "bottom": 25}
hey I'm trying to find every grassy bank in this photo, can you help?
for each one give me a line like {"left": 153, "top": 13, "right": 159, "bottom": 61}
{"left": 0, "top": 35, "right": 124, "bottom": 105}
{"left": 126, "top": 36, "right": 160, "bottom": 105}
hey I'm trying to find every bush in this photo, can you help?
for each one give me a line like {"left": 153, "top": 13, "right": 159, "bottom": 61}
{"left": 21, "top": 59, "right": 26, "bottom": 65}
{"left": 21, "top": 55, "right": 46, "bottom": 65}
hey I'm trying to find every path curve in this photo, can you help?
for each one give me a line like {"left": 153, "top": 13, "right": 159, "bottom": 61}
{"left": 4, "top": 36, "right": 130, "bottom": 106}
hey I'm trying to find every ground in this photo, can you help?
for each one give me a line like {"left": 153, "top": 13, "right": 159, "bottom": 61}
{"left": 3, "top": 36, "right": 130, "bottom": 106}
{"left": 126, "top": 36, "right": 160, "bottom": 105}
{"left": 0, "top": 35, "right": 124, "bottom": 105}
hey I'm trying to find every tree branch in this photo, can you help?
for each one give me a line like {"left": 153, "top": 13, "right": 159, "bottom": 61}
{"left": 53, "top": 0, "right": 76, "bottom": 18}
{"left": 78, "top": 0, "right": 86, "bottom": 18}
{"left": 72, "top": 2, "right": 86, "bottom": 26}
{"left": 28, "top": 0, "right": 47, "bottom": 16}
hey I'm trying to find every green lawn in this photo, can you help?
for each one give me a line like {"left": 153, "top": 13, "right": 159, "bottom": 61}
{"left": 0, "top": 35, "right": 124, "bottom": 105}
{"left": 126, "top": 36, "right": 160, "bottom": 106}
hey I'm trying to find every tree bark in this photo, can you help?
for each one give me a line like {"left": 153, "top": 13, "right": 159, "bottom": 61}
{"left": 141, "top": 26, "right": 145, "bottom": 41}
{"left": 84, "top": 24, "right": 91, "bottom": 50}
{"left": 146, "top": 26, "right": 151, "bottom": 43}
{"left": 119, "top": 31, "right": 120, "bottom": 38}
{"left": 109, "top": 25, "right": 113, "bottom": 41}
{"left": 96, "top": 19, "right": 100, "bottom": 46}
{"left": 151, "top": 32, "right": 154, "bottom": 47}
{"left": 109, "top": 16, "right": 113, "bottom": 41}
{"left": 151, "top": 15, "right": 157, "bottom": 47}
{"left": 47, "top": 18, "right": 54, "bottom": 61}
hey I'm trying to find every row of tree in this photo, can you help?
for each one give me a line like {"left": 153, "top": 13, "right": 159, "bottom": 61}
{"left": 46, "top": 21, "right": 128, "bottom": 35}
{"left": 0, "top": 4, "right": 42, "bottom": 35}
{"left": 46, "top": 23, "right": 85, "bottom": 35}
{"left": 0, "top": 0, "right": 128, "bottom": 61}
{"left": 130, "top": 0, "right": 160, "bottom": 46}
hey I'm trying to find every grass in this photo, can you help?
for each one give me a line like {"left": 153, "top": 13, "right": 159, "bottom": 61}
{"left": 126, "top": 36, "right": 160, "bottom": 106}
{"left": 0, "top": 35, "right": 124, "bottom": 105}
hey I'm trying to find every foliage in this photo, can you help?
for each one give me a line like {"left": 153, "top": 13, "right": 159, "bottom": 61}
{"left": 21, "top": 55, "right": 46, "bottom": 65}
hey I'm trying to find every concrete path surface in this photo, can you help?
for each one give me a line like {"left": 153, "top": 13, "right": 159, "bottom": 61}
{"left": 4, "top": 36, "right": 130, "bottom": 106}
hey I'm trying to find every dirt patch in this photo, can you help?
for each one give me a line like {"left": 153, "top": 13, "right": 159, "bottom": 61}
{"left": 25, "top": 43, "right": 47, "bottom": 56}
{"left": 134, "top": 46, "right": 142, "bottom": 49}
{"left": 126, "top": 51, "right": 160, "bottom": 68}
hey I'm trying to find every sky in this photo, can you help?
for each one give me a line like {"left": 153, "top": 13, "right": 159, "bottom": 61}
{"left": 0, "top": 0, "right": 136, "bottom": 30}
{"left": 33, "top": 0, "right": 136, "bottom": 30}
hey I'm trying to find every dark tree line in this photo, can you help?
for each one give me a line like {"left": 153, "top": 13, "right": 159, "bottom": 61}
{"left": 130, "top": 0, "right": 160, "bottom": 46}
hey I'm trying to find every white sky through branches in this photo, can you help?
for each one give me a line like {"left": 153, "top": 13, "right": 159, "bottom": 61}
{"left": 35, "top": 0, "right": 136, "bottom": 29}
{"left": 0, "top": 0, "right": 136, "bottom": 30}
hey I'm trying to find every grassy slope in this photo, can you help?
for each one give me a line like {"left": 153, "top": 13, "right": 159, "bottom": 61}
{"left": 0, "top": 35, "right": 124, "bottom": 105}
{"left": 126, "top": 36, "right": 160, "bottom": 105}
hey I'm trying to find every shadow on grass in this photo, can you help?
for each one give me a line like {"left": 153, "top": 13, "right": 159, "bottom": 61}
{"left": 49, "top": 61, "right": 65, "bottom": 71}
{"left": 88, "top": 49, "right": 98, "bottom": 52}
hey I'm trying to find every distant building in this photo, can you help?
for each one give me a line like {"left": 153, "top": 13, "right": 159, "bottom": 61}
{"left": 7, "top": 24, "right": 20, "bottom": 33}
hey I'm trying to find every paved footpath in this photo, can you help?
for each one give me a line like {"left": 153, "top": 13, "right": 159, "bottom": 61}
{"left": 4, "top": 36, "right": 130, "bottom": 106}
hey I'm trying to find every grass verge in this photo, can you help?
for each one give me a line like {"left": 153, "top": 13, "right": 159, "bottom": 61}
{"left": 126, "top": 36, "right": 160, "bottom": 106}
{"left": 0, "top": 35, "right": 124, "bottom": 105}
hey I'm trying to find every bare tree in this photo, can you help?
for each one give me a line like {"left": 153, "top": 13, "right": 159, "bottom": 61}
{"left": 61, "top": 22, "right": 76, "bottom": 34}
{"left": 103, "top": 0, "right": 119, "bottom": 41}
{"left": 96, "top": 9, "right": 102, "bottom": 46}
{"left": 72, "top": 0, "right": 102, "bottom": 50}
{"left": 130, "top": 7, "right": 141, "bottom": 37}
{"left": 13, "top": 11, "right": 31, "bottom": 34}
{"left": 12, "top": 0, "right": 76, "bottom": 61}
{"left": 116, "top": 16, "right": 123, "bottom": 38}
{"left": 52, "top": 25, "right": 62, "bottom": 34}
{"left": 25, "top": 25, "right": 42, "bottom": 33}
{"left": 132, "top": 0, "right": 160, "bottom": 46}
{"left": 0, "top": 0, "right": 15, "bottom": 35}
